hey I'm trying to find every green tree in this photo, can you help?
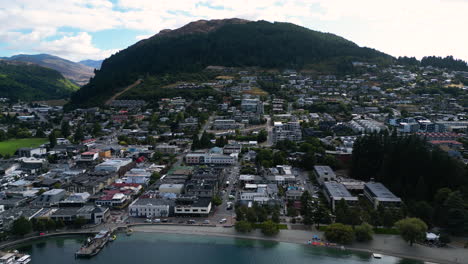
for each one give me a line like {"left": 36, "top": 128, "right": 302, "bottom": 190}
{"left": 35, "top": 128, "right": 46, "bottom": 138}
{"left": 73, "top": 216, "right": 87, "bottom": 228}
{"left": 212, "top": 195, "right": 222, "bottom": 206}
{"left": 48, "top": 131, "right": 57, "bottom": 148}
{"left": 324, "top": 223, "right": 355, "bottom": 244}
{"left": 235, "top": 206, "right": 246, "bottom": 221}
{"left": 73, "top": 126, "right": 84, "bottom": 143}
{"left": 235, "top": 221, "right": 253, "bottom": 233}
{"left": 56, "top": 219, "right": 65, "bottom": 229}
{"left": 61, "top": 121, "right": 70, "bottom": 138}
{"left": 271, "top": 211, "right": 280, "bottom": 223}
{"left": 149, "top": 172, "right": 161, "bottom": 185}
{"left": 92, "top": 122, "right": 102, "bottom": 136}
{"left": 246, "top": 208, "right": 257, "bottom": 223}
{"left": 12, "top": 217, "right": 32, "bottom": 236}
{"left": 46, "top": 219, "right": 56, "bottom": 231}
{"left": 261, "top": 220, "right": 279, "bottom": 236}
{"left": 354, "top": 223, "right": 374, "bottom": 242}
{"left": 395, "top": 218, "right": 428, "bottom": 246}
{"left": 257, "top": 129, "right": 268, "bottom": 143}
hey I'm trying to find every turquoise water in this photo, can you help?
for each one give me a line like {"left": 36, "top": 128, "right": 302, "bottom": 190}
{"left": 15, "top": 232, "right": 422, "bottom": 264}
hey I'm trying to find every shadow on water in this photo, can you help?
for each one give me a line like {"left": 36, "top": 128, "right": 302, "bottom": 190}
{"left": 55, "top": 238, "right": 65, "bottom": 248}
{"left": 233, "top": 238, "right": 279, "bottom": 249}
{"left": 397, "top": 259, "right": 424, "bottom": 264}
{"left": 35, "top": 241, "right": 47, "bottom": 249}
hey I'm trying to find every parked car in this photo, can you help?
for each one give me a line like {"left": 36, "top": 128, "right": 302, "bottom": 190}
{"left": 219, "top": 218, "right": 227, "bottom": 224}
{"left": 154, "top": 219, "right": 161, "bottom": 223}
{"left": 145, "top": 219, "right": 152, "bottom": 223}
{"left": 203, "top": 220, "right": 210, "bottom": 224}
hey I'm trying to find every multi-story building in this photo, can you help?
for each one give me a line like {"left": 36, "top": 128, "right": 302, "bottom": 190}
{"left": 174, "top": 197, "right": 212, "bottom": 216}
{"left": 313, "top": 166, "right": 337, "bottom": 186}
{"left": 32, "top": 189, "right": 66, "bottom": 207}
{"left": 128, "top": 198, "right": 171, "bottom": 218}
{"left": 185, "top": 153, "right": 236, "bottom": 165}
{"left": 364, "top": 182, "right": 402, "bottom": 209}
{"left": 323, "top": 182, "right": 358, "bottom": 211}
{"left": 272, "top": 121, "right": 302, "bottom": 143}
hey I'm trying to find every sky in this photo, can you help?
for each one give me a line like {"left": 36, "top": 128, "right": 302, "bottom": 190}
{"left": 0, "top": 0, "right": 467, "bottom": 62}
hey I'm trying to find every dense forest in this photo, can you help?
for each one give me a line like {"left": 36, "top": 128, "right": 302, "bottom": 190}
{"left": 0, "top": 61, "right": 78, "bottom": 101}
{"left": 69, "top": 20, "right": 391, "bottom": 108}
{"left": 351, "top": 133, "right": 468, "bottom": 232}
{"left": 397, "top": 55, "right": 468, "bottom": 71}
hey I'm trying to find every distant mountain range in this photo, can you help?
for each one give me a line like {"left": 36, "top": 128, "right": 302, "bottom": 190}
{"left": 69, "top": 18, "right": 392, "bottom": 107}
{"left": 0, "top": 59, "right": 79, "bottom": 101}
{"left": 2, "top": 54, "right": 95, "bottom": 86}
{"left": 79, "top": 59, "right": 103, "bottom": 70}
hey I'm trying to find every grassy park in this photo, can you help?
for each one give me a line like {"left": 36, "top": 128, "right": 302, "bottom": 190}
{"left": 0, "top": 138, "right": 48, "bottom": 156}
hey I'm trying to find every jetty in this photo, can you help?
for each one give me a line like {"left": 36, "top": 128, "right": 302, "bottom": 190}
{"left": 75, "top": 230, "right": 111, "bottom": 258}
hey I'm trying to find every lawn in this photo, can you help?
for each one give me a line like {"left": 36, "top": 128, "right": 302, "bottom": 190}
{"left": 0, "top": 138, "right": 48, "bottom": 156}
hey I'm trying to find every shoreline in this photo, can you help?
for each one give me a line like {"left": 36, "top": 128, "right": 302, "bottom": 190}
{"left": 131, "top": 225, "right": 464, "bottom": 264}
{"left": 0, "top": 224, "right": 465, "bottom": 264}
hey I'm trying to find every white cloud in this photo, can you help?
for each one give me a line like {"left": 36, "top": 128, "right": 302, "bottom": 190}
{"left": 1, "top": 0, "right": 468, "bottom": 61}
{"left": 34, "top": 32, "right": 119, "bottom": 61}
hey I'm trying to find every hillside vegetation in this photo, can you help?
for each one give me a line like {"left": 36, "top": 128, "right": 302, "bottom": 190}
{"left": 5, "top": 54, "right": 94, "bottom": 86}
{"left": 69, "top": 19, "right": 392, "bottom": 108}
{"left": 0, "top": 60, "right": 79, "bottom": 101}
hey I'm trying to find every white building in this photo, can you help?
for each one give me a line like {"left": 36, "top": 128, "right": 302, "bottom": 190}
{"left": 174, "top": 198, "right": 212, "bottom": 216}
{"left": 128, "top": 198, "right": 170, "bottom": 218}
{"left": 95, "top": 158, "right": 133, "bottom": 173}
{"left": 272, "top": 121, "right": 302, "bottom": 143}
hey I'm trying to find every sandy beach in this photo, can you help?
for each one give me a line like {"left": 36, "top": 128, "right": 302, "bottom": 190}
{"left": 132, "top": 225, "right": 467, "bottom": 264}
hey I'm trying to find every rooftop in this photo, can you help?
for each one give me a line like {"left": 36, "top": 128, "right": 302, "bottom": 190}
{"left": 365, "top": 182, "right": 402, "bottom": 202}
{"left": 324, "top": 182, "right": 357, "bottom": 200}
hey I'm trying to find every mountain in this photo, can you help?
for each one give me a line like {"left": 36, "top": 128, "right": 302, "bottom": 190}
{"left": 4, "top": 54, "right": 94, "bottom": 86}
{"left": 69, "top": 19, "right": 392, "bottom": 107}
{"left": 79, "top": 59, "right": 103, "bottom": 70}
{"left": 0, "top": 59, "right": 79, "bottom": 101}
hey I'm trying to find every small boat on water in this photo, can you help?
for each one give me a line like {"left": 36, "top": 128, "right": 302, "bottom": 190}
{"left": 126, "top": 229, "right": 133, "bottom": 236}
{"left": 372, "top": 253, "right": 382, "bottom": 259}
{"left": 110, "top": 235, "right": 117, "bottom": 241}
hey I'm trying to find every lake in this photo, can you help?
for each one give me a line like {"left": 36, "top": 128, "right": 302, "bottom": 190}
{"left": 14, "top": 232, "right": 423, "bottom": 264}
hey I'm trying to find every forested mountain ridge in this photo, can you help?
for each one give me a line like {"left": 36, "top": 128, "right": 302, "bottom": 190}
{"left": 4, "top": 54, "right": 94, "bottom": 86}
{"left": 69, "top": 19, "right": 392, "bottom": 108}
{"left": 0, "top": 59, "right": 79, "bottom": 101}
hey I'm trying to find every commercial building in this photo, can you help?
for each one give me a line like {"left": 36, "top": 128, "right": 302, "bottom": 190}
{"left": 272, "top": 121, "right": 302, "bottom": 143}
{"left": 313, "top": 166, "right": 337, "bottom": 185}
{"left": 323, "top": 182, "right": 358, "bottom": 211}
{"left": 185, "top": 153, "right": 236, "bottom": 165}
{"left": 364, "top": 182, "right": 402, "bottom": 209}
{"left": 95, "top": 158, "right": 133, "bottom": 175}
{"left": 159, "top": 184, "right": 185, "bottom": 194}
{"left": 50, "top": 205, "right": 109, "bottom": 224}
{"left": 212, "top": 119, "right": 242, "bottom": 130}
{"left": 174, "top": 197, "right": 212, "bottom": 216}
{"left": 128, "top": 198, "right": 171, "bottom": 218}
{"left": 155, "top": 144, "right": 180, "bottom": 154}
{"left": 32, "top": 189, "right": 66, "bottom": 207}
